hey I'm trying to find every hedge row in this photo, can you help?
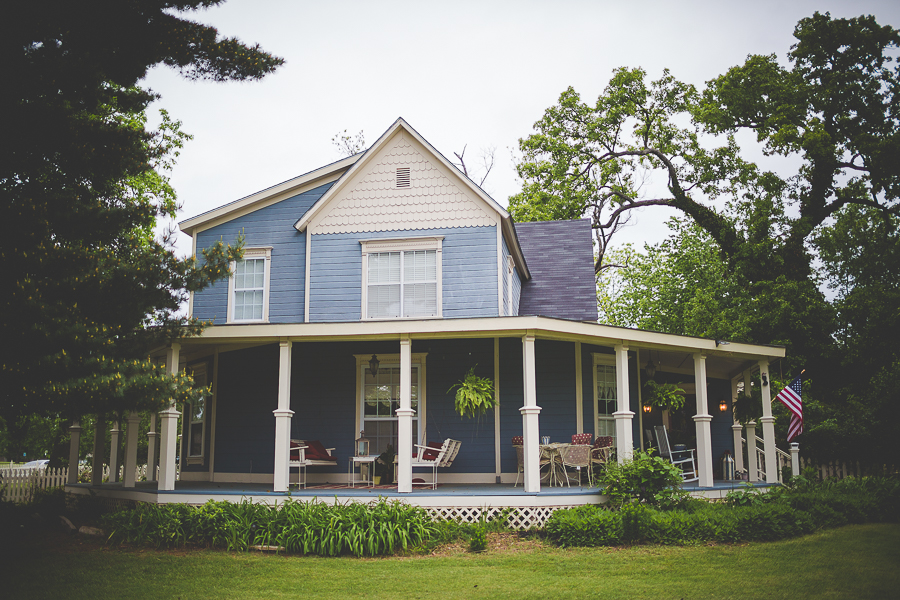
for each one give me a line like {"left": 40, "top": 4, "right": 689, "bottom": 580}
{"left": 546, "top": 475, "right": 900, "bottom": 547}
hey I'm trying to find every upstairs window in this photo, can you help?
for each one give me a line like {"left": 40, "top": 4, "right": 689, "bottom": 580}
{"left": 227, "top": 247, "right": 271, "bottom": 323}
{"left": 361, "top": 238, "right": 442, "bottom": 320}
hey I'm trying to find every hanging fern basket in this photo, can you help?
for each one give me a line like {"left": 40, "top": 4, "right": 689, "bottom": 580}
{"left": 449, "top": 367, "right": 496, "bottom": 419}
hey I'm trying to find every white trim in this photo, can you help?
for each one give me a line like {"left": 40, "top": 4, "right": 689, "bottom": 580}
{"left": 185, "top": 364, "right": 208, "bottom": 465}
{"left": 227, "top": 247, "right": 272, "bottom": 324}
{"left": 209, "top": 349, "right": 218, "bottom": 481}
{"left": 575, "top": 342, "right": 583, "bottom": 433}
{"left": 493, "top": 337, "right": 501, "bottom": 482}
{"left": 179, "top": 156, "right": 357, "bottom": 236}
{"left": 188, "top": 234, "right": 197, "bottom": 318}
{"left": 360, "top": 237, "right": 443, "bottom": 320}
{"left": 304, "top": 231, "right": 311, "bottom": 323}
{"left": 592, "top": 352, "right": 617, "bottom": 442}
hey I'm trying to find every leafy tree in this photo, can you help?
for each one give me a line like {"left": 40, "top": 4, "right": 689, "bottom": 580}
{"left": 1, "top": 1, "right": 284, "bottom": 425}
{"left": 512, "top": 12, "right": 899, "bottom": 369}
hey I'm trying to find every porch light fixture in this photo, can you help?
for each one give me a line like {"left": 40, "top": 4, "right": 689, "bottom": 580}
{"left": 643, "top": 353, "right": 656, "bottom": 379}
{"left": 761, "top": 373, "right": 769, "bottom": 386}
{"left": 367, "top": 354, "right": 380, "bottom": 377}
{"left": 719, "top": 399, "right": 728, "bottom": 412}
{"left": 643, "top": 404, "right": 651, "bottom": 413}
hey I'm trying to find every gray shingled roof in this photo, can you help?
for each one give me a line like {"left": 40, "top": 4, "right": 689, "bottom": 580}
{"left": 514, "top": 219, "right": 597, "bottom": 322}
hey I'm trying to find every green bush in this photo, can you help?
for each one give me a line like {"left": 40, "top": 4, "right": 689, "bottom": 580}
{"left": 597, "top": 450, "right": 685, "bottom": 507}
{"left": 545, "top": 475, "right": 899, "bottom": 547}
{"left": 468, "top": 526, "right": 488, "bottom": 552}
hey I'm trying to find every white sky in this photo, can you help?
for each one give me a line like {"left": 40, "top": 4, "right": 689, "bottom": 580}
{"left": 144, "top": 0, "right": 900, "bottom": 257}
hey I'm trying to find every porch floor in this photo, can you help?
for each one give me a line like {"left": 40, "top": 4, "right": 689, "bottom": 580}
{"left": 65, "top": 478, "right": 772, "bottom": 506}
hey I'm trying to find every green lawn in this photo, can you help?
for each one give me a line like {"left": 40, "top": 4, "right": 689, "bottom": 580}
{"left": 3, "top": 524, "right": 898, "bottom": 600}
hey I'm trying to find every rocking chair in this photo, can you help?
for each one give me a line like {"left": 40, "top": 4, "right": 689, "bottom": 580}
{"left": 653, "top": 426, "right": 698, "bottom": 483}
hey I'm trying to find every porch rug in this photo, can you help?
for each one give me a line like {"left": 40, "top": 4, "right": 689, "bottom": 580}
{"left": 304, "top": 483, "right": 441, "bottom": 490}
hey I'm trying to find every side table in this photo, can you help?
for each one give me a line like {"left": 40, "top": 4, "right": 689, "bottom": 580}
{"left": 348, "top": 455, "right": 377, "bottom": 488}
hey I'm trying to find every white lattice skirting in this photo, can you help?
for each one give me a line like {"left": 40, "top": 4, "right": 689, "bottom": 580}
{"left": 425, "top": 506, "right": 562, "bottom": 530}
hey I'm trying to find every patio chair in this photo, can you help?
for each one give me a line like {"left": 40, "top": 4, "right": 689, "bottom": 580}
{"left": 289, "top": 439, "right": 337, "bottom": 488}
{"left": 571, "top": 433, "right": 593, "bottom": 445}
{"left": 590, "top": 436, "right": 614, "bottom": 473}
{"left": 557, "top": 443, "right": 593, "bottom": 487}
{"left": 410, "top": 438, "right": 461, "bottom": 489}
{"left": 653, "top": 426, "right": 698, "bottom": 483}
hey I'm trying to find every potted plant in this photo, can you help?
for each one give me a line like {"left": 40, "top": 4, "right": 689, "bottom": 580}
{"left": 643, "top": 380, "right": 686, "bottom": 412}
{"left": 448, "top": 366, "right": 496, "bottom": 418}
{"left": 375, "top": 445, "right": 395, "bottom": 485}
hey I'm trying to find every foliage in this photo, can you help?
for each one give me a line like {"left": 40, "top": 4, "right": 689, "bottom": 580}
{"left": 1, "top": 1, "right": 283, "bottom": 422}
{"left": 547, "top": 475, "right": 900, "bottom": 547}
{"left": 332, "top": 129, "right": 367, "bottom": 156}
{"left": 596, "top": 451, "right": 685, "bottom": 507}
{"left": 375, "top": 444, "right": 396, "bottom": 483}
{"left": 448, "top": 366, "right": 496, "bottom": 419}
{"left": 103, "top": 498, "right": 438, "bottom": 557}
{"left": 468, "top": 526, "right": 488, "bottom": 552}
{"left": 642, "top": 380, "right": 686, "bottom": 412}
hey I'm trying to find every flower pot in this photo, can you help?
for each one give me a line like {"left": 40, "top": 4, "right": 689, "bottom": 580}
{"left": 373, "top": 476, "right": 381, "bottom": 485}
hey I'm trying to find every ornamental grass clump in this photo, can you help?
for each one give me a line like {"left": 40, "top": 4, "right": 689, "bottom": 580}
{"left": 103, "top": 498, "right": 438, "bottom": 557}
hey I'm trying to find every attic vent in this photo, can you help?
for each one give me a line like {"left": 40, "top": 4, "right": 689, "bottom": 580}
{"left": 396, "top": 167, "right": 411, "bottom": 188}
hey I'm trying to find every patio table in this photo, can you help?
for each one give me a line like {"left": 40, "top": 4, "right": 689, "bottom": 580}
{"left": 539, "top": 443, "right": 575, "bottom": 487}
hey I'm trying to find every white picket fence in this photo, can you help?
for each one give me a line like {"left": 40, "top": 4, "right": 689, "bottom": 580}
{"left": 799, "top": 457, "right": 866, "bottom": 480}
{"left": 0, "top": 464, "right": 157, "bottom": 503}
{"left": 0, "top": 467, "right": 68, "bottom": 503}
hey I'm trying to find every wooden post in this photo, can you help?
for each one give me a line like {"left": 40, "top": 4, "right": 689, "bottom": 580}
{"left": 613, "top": 344, "right": 633, "bottom": 463}
{"left": 273, "top": 340, "right": 294, "bottom": 493}
{"left": 91, "top": 417, "right": 105, "bottom": 486}
{"left": 108, "top": 418, "right": 121, "bottom": 483}
{"left": 520, "top": 333, "right": 542, "bottom": 492}
{"left": 758, "top": 360, "right": 778, "bottom": 484}
{"left": 67, "top": 421, "right": 82, "bottom": 485}
{"left": 493, "top": 338, "right": 502, "bottom": 484}
{"left": 123, "top": 412, "right": 141, "bottom": 487}
{"left": 693, "top": 354, "right": 713, "bottom": 487}
{"left": 397, "top": 335, "right": 414, "bottom": 493}
{"left": 158, "top": 343, "right": 181, "bottom": 491}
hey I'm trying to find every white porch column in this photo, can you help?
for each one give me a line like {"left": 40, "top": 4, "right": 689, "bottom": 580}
{"left": 123, "top": 412, "right": 141, "bottom": 487}
{"left": 91, "top": 417, "right": 105, "bottom": 486}
{"left": 746, "top": 421, "right": 759, "bottom": 482}
{"left": 67, "top": 421, "right": 82, "bottom": 485}
{"left": 273, "top": 340, "right": 294, "bottom": 493}
{"left": 613, "top": 344, "right": 633, "bottom": 463}
{"left": 520, "top": 333, "right": 542, "bottom": 492}
{"left": 759, "top": 360, "right": 778, "bottom": 483}
{"left": 493, "top": 338, "right": 502, "bottom": 484}
{"left": 158, "top": 343, "right": 181, "bottom": 491}
{"left": 147, "top": 413, "right": 158, "bottom": 482}
{"left": 692, "top": 354, "right": 714, "bottom": 487}
{"left": 397, "top": 336, "right": 414, "bottom": 493}
{"left": 108, "top": 418, "right": 121, "bottom": 483}
{"left": 790, "top": 442, "right": 800, "bottom": 477}
{"left": 730, "top": 377, "right": 744, "bottom": 473}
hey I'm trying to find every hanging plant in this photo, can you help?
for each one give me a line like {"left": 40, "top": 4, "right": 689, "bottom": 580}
{"left": 643, "top": 380, "right": 687, "bottom": 411}
{"left": 448, "top": 366, "right": 496, "bottom": 419}
{"left": 733, "top": 380, "right": 763, "bottom": 424}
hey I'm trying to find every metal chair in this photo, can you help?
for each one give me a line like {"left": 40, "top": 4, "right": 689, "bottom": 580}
{"left": 653, "top": 426, "right": 698, "bottom": 483}
{"left": 513, "top": 436, "right": 552, "bottom": 486}
{"left": 557, "top": 443, "right": 593, "bottom": 487}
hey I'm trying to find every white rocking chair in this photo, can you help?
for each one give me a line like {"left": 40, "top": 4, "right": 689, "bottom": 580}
{"left": 653, "top": 426, "right": 698, "bottom": 483}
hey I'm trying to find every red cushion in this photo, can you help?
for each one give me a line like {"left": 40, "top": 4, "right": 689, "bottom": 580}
{"left": 572, "top": 433, "right": 593, "bottom": 445}
{"left": 416, "top": 441, "right": 442, "bottom": 460}
{"left": 511, "top": 436, "right": 523, "bottom": 445}
{"left": 593, "top": 436, "right": 613, "bottom": 449}
{"left": 305, "top": 440, "right": 336, "bottom": 461}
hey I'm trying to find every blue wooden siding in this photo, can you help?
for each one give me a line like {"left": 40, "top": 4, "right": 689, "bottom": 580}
{"left": 501, "top": 236, "right": 509, "bottom": 315}
{"left": 511, "top": 264, "right": 522, "bottom": 317}
{"left": 309, "top": 226, "right": 499, "bottom": 322}
{"left": 192, "top": 182, "right": 334, "bottom": 324}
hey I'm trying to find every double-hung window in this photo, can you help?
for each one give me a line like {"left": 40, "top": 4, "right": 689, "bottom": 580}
{"left": 356, "top": 353, "right": 427, "bottom": 456}
{"left": 228, "top": 248, "right": 271, "bottom": 323}
{"left": 593, "top": 354, "right": 618, "bottom": 444}
{"left": 361, "top": 238, "right": 442, "bottom": 319}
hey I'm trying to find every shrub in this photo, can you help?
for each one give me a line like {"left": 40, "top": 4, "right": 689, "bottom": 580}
{"left": 468, "top": 526, "right": 488, "bottom": 552}
{"left": 597, "top": 451, "right": 684, "bottom": 507}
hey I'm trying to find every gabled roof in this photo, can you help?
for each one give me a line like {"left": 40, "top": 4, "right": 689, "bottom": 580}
{"left": 179, "top": 154, "right": 359, "bottom": 237}
{"left": 516, "top": 219, "right": 597, "bottom": 322}
{"left": 294, "top": 117, "right": 530, "bottom": 279}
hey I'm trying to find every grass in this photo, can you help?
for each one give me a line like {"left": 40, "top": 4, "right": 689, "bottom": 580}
{"left": 3, "top": 524, "right": 898, "bottom": 599}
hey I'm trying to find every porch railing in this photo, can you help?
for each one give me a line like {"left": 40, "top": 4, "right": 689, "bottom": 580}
{"left": 0, "top": 464, "right": 164, "bottom": 503}
{"left": 741, "top": 436, "right": 790, "bottom": 482}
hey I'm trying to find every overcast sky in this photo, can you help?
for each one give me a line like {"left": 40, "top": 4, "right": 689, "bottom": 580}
{"left": 144, "top": 0, "right": 900, "bottom": 256}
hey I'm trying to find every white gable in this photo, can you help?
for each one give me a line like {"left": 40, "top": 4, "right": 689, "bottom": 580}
{"left": 309, "top": 132, "right": 497, "bottom": 234}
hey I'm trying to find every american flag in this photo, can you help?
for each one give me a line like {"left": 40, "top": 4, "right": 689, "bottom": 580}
{"left": 776, "top": 375, "right": 803, "bottom": 441}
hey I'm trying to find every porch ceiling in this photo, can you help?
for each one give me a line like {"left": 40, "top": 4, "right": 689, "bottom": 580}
{"left": 167, "top": 316, "right": 783, "bottom": 379}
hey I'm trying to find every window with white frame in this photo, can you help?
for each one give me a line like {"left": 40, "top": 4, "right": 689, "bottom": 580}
{"left": 593, "top": 354, "right": 617, "bottom": 443}
{"left": 185, "top": 364, "right": 208, "bottom": 464}
{"left": 356, "top": 354, "right": 426, "bottom": 456}
{"left": 228, "top": 248, "right": 271, "bottom": 323}
{"left": 361, "top": 238, "right": 442, "bottom": 319}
